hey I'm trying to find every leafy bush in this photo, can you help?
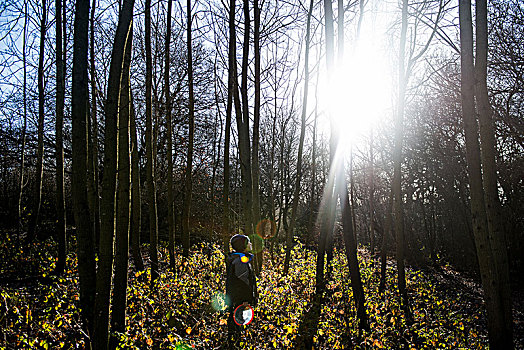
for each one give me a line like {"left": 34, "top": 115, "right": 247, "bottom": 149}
{"left": 0, "top": 232, "right": 489, "bottom": 349}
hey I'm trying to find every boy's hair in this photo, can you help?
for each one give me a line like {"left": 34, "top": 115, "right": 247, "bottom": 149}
{"left": 230, "top": 234, "right": 250, "bottom": 252}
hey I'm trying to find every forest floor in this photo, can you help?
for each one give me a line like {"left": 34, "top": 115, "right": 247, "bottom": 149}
{"left": 0, "top": 231, "right": 523, "bottom": 349}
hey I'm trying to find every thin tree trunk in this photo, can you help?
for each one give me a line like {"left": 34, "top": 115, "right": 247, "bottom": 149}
{"left": 210, "top": 89, "right": 222, "bottom": 245}
{"left": 337, "top": 164, "right": 370, "bottom": 331}
{"left": 379, "top": 189, "right": 393, "bottom": 293}
{"left": 316, "top": 0, "right": 335, "bottom": 290}
{"left": 55, "top": 0, "right": 66, "bottom": 276}
{"left": 90, "top": 0, "right": 101, "bottom": 248}
{"left": 252, "top": 0, "right": 262, "bottom": 273}
{"left": 223, "top": 0, "right": 236, "bottom": 255}
{"left": 475, "top": 0, "right": 513, "bottom": 343}
{"left": 110, "top": 28, "right": 132, "bottom": 348}
{"left": 459, "top": 0, "right": 512, "bottom": 347}
{"left": 93, "top": 0, "right": 134, "bottom": 347}
{"left": 275, "top": 117, "right": 286, "bottom": 245}
{"left": 268, "top": 58, "right": 277, "bottom": 258}
{"left": 18, "top": 0, "right": 28, "bottom": 242}
{"left": 165, "top": 0, "right": 175, "bottom": 269}
{"left": 71, "top": 0, "right": 96, "bottom": 341}
{"left": 28, "top": 0, "right": 47, "bottom": 241}
{"left": 307, "top": 100, "right": 317, "bottom": 249}
{"left": 270, "top": 48, "right": 279, "bottom": 257}
{"left": 87, "top": 5, "right": 96, "bottom": 251}
{"left": 307, "top": 64, "right": 320, "bottom": 251}
{"left": 284, "top": 0, "right": 313, "bottom": 274}
{"left": 130, "top": 93, "right": 144, "bottom": 271}
{"left": 316, "top": 182, "right": 335, "bottom": 289}
{"left": 349, "top": 146, "right": 357, "bottom": 244}
{"left": 393, "top": 0, "right": 410, "bottom": 315}
{"left": 145, "top": 0, "right": 159, "bottom": 283}
{"left": 182, "top": 0, "right": 195, "bottom": 258}
{"left": 237, "top": 0, "right": 254, "bottom": 238}
{"left": 369, "top": 128, "right": 375, "bottom": 258}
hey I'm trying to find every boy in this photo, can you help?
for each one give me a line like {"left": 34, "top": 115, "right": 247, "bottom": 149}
{"left": 225, "top": 234, "right": 258, "bottom": 344}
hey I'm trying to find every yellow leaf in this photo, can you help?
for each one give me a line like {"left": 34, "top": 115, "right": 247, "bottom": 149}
{"left": 186, "top": 327, "right": 192, "bottom": 335}
{"left": 146, "top": 337, "right": 153, "bottom": 346}
{"left": 219, "top": 319, "right": 227, "bottom": 325}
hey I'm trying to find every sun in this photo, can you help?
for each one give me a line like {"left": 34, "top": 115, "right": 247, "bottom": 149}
{"left": 317, "top": 31, "right": 392, "bottom": 154}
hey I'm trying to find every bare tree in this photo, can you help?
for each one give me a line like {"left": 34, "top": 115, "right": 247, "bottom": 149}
{"left": 93, "top": 0, "right": 134, "bottom": 347}
{"left": 459, "top": 0, "right": 512, "bottom": 346}
{"left": 475, "top": 0, "right": 512, "bottom": 343}
{"left": 316, "top": 0, "right": 336, "bottom": 290}
{"left": 392, "top": 0, "right": 409, "bottom": 316}
{"left": 393, "top": 0, "right": 442, "bottom": 317}
{"left": 71, "top": 0, "right": 96, "bottom": 340}
{"left": 284, "top": 0, "right": 313, "bottom": 274}
{"left": 252, "top": 0, "right": 263, "bottom": 273}
{"left": 145, "top": 0, "right": 159, "bottom": 282}
{"left": 27, "top": 0, "right": 47, "bottom": 241}
{"left": 17, "top": 0, "right": 28, "bottom": 242}
{"left": 182, "top": 0, "right": 195, "bottom": 258}
{"left": 165, "top": 0, "right": 175, "bottom": 269}
{"left": 237, "top": 0, "right": 255, "bottom": 238}
{"left": 130, "top": 93, "right": 144, "bottom": 271}
{"left": 110, "top": 24, "right": 132, "bottom": 348}
{"left": 89, "top": 0, "right": 100, "bottom": 247}
{"left": 55, "top": 0, "right": 66, "bottom": 276}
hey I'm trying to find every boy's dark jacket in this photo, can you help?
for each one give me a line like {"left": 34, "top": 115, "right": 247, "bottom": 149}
{"left": 225, "top": 252, "right": 257, "bottom": 307}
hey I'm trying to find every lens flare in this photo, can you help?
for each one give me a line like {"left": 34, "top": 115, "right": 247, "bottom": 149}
{"left": 248, "top": 234, "right": 265, "bottom": 254}
{"left": 233, "top": 304, "right": 254, "bottom": 326}
{"left": 211, "top": 292, "right": 227, "bottom": 312}
{"left": 256, "top": 219, "right": 276, "bottom": 239}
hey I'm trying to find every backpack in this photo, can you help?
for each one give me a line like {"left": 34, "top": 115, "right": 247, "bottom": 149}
{"left": 225, "top": 252, "right": 257, "bottom": 307}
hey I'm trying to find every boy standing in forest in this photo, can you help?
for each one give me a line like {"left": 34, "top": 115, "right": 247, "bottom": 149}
{"left": 225, "top": 234, "right": 258, "bottom": 345}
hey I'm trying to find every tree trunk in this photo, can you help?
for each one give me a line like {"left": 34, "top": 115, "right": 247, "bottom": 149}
{"left": 165, "top": 0, "right": 175, "bottom": 269}
{"left": 18, "top": 1, "right": 28, "bottom": 242}
{"left": 349, "top": 147, "right": 357, "bottom": 245}
{"left": 90, "top": 0, "right": 101, "bottom": 248}
{"left": 93, "top": 0, "right": 134, "bottom": 347}
{"left": 236, "top": 0, "right": 254, "bottom": 238}
{"left": 182, "top": 0, "right": 195, "bottom": 258}
{"left": 475, "top": 0, "right": 513, "bottom": 344}
{"left": 393, "top": 0, "right": 410, "bottom": 315}
{"left": 130, "top": 93, "right": 144, "bottom": 271}
{"left": 459, "top": 0, "right": 512, "bottom": 347}
{"left": 337, "top": 164, "right": 370, "bottom": 331}
{"left": 28, "top": 0, "right": 47, "bottom": 241}
{"left": 223, "top": 0, "right": 236, "bottom": 255}
{"left": 110, "top": 27, "right": 132, "bottom": 348}
{"left": 379, "top": 189, "right": 393, "bottom": 293}
{"left": 145, "top": 0, "right": 159, "bottom": 283}
{"left": 316, "top": 0, "right": 335, "bottom": 290}
{"left": 252, "top": 0, "right": 262, "bottom": 274}
{"left": 284, "top": 0, "right": 313, "bottom": 274}
{"left": 55, "top": 0, "right": 67, "bottom": 276}
{"left": 307, "top": 69, "right": 320, "bottom": 250}
{"left": 210, "top": 95, "right": 221, "bottom": 246}
{"left": 71, "top": 0, "right": 96, "bottom": 340}
{"left": 369, "top": 128, "right": 375, "bottom": 258}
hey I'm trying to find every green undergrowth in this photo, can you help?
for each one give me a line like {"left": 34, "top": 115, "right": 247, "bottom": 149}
{"left": 0, "top": 232, "right": 489, "bottom": 349}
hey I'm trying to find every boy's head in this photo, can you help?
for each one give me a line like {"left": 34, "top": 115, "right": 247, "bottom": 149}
{"left": 230, "top": 234, "right": 251, "bottom": 253}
